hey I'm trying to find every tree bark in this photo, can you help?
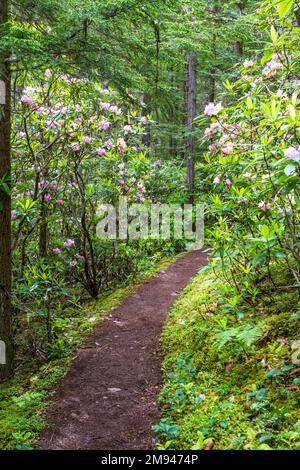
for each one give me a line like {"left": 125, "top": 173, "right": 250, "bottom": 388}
{"left": 296, "top": 9, "right": 300, "bottom": 27}
{"left": 0, "top": 0, "right": 13, "bottom": 379}
{"left": 235, "top": 2, "right": 244, "bottom": 55}
{"left": 185, "top": 52, "right": 197, "bottom": 203}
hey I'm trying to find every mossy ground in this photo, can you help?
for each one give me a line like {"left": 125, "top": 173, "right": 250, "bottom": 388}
{"left": 157, "top": 267, "right": 300, "bottom": 450}
{"left": 0, "top": 254, "right": 184, "bottom": 450}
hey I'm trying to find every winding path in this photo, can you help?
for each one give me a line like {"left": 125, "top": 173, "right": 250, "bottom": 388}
{"left": 38, "top": 250, "right": 207, "bottom": 450}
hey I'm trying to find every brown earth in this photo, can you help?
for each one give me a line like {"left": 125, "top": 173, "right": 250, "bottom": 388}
{"left": 38, "top": 250, "right": 208, "bottom": 450}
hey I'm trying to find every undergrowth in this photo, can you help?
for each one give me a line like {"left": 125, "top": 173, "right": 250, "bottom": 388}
{"left": 156, "top": 266, "right": 300, "bottom": 450}
{"left": 0, "top": 254, "right": 184, "bottom": 450}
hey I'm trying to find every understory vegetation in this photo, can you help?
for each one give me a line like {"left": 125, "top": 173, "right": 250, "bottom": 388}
{"left": 154, "top": 0, "right": 300, "bottom": 450}
{"left": 156, "top": 267, "right": 299, "bottom": 450}
{"left": 0, "top": 256, "right": 181, "bottom": 450}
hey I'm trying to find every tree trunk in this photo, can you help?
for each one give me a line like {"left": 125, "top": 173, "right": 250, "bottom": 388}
{"left": 296, "top": 9, "right": 300, "bottom": 27}
{"left": 235, "top": 2, "right": 244, "bottom": 55}
{"left": 0, "top": 0, "right": 13, "bottom": 379}
{"left": 141, "top": 94, "right": 151, "bottom": 147}
{"left": 39, "top": 199, "right": 48, "bottom": 258}
{"left": 185, "top": 52, "right": 197, "bottom": 203}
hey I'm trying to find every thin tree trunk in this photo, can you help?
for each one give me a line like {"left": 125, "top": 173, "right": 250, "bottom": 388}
{"left": 0, "top": 0, "right": 13, "bottom": 379}
{"left": 209, "top": 30, "right": 217, "bottom": 103}
{"left": 141, "top": 94, "right": 151, "bottom": 147}
{"left": 185, "top": 52, "right": 197, "bottom": 203}
{"left": 39, "top": 199, "right": 48, "bottom": 258}
{"left": 235, "top": 2, "right": 244, "bottom": 55}
{"left": 296, "top": 9, "right": 300, "bottom": 27}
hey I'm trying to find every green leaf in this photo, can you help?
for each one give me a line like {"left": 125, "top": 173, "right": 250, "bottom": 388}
{"left": 284, "top": 163, "right": 296, "bottom": 176}
{"left": 246, "top": 96, "right": 254, "bottom": 110}
{"left": 270, "top": 25, "right": 278, "bottom": 44}
{"left": 261, "top": 224, "right": 270, "bottom": 238}
{"left": 277, "top": 0, "right": 294, "bottom": 18}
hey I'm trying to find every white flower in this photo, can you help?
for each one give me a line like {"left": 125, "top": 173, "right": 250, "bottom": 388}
{"left": 204, "top": 102, "right": 223, "bottom": 116}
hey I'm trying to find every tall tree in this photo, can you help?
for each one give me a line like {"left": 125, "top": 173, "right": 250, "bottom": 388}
{"left": 185, "top": 52, "right": 197, "bottom": 202}
{"left": 0, "top": 0, "right": 13, "bottom": 379}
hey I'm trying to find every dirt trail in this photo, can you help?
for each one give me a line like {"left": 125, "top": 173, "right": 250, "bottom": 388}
{"left": 38, "top": 250, "right": 207, "bottom": 450}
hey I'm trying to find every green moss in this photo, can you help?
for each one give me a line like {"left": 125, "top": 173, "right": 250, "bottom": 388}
{"left": 157, "top": 270, "right": 300, "bottom": 450}
{"left": 0, "top": 254, "right": 183, "bottom": 450}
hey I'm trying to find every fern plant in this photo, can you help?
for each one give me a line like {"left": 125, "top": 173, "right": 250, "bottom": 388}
{"left": 214, "top": 324, "right": 262, "bottom": 357}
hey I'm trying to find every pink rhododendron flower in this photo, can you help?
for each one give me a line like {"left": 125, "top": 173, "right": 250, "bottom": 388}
{"left": 266, "top": 60, "right": 283, "bottom": 71}
{"left": 258, "top": 201, "right": 271, "bottom": 212}
{"left": 225, "top": 178, "right": 232, "bottom": 187}
{"left": 56, "top": 198, "right": 63, "bottom": 205}
{"left": 82, "top": 136, "right": 93, "bottom": 143}
{"left": 124, "top": 125, "right": 132, "bottom": 133}
{"left": 35, "top": 106, "right": 45, "bottom": 114}
{"left": 204, "top": 102, "right": 223, "bottom": 116}
{"left": 204, "top": 127, "right": 213, "bottom": 138}
{"left": 222, "top": 142, "right": 234, "bottom": 156}
{"left": 243, "top": 60, "right": 254, "bottom": 68}
{"left": 11, "top": 211, "right": 17, "bottom": 220}
{"left": 96, "top": 148, "right": 106, "bottom": 156}
{"left": 104, "top": 140, "right": 114, "bottom": 148}
{"left": 131, "top": 177, "right": 137, "bottom": 183}
{"left": 43, "top": 194, "right": 51, "bottom": 203}
{"left": 64, "top": 239, "right": 75, "bottom": 248}
{"left": 99, "top": 120, "right": 110, "bottom": 131}
{"left": 110, "top": 105, "right": 122, "bottom": 115}
{"left": 117, "top": 138, "right": 126, "bottom": 149}
{"left": 53, "top": 248, "right": 61, "bottom": 255}
{"left": 100, "top": 101, "right": 110, "bottom": 110}
{"left": 153, "top": 160, "right": 162, "bottom": 166}
{"left": 21, "top": 95, "right": 34, "bottom": 105}
{"left": 284, "top": 147, "right": 300, "bottom": 160}
{"left": 71, "top": 144, "right": 81, "bottom": 152}
{"left": 119, "top": 180, "right": 125, "bottom": 186}
{"left": 213, "top": 175, "right": 221, "bottom": 184}
{"left": 45, "top": 69, "right": 52, "bottom": 78}
{"left": 131, "top": 146, "right": 137, "bottom": 152}
{"left": 69, "top": 261, "right": 78, "bottom": 267}
{"left": 140, "top": 116, "right": 148, "bottom": 125}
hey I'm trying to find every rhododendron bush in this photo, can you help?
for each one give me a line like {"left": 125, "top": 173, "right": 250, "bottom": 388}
{"left": 201, "top": 3, "right": 300, "bottom": 296}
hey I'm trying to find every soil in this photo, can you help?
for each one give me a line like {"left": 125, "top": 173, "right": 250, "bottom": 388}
{"left": 38, "top": 249, "right": 208, "bottom": 450}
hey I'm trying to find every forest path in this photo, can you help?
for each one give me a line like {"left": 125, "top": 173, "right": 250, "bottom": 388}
{"left": 38, "top": 250, "right": 208, "bottom": 450}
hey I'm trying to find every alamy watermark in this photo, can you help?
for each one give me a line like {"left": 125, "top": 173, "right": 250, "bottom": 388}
{"left": 0, "top": 340, "right": 6, "bottom": 365}
{"left": 96, "top": 197, "right": 204, "bottom": 249}
{"left": 0, "top": 80, "right": 6, "bottom": 105}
